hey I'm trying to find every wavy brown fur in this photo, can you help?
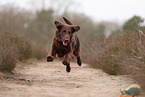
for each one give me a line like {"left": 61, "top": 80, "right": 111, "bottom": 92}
{"left": 47, "top": 17, "right": 81, "bottom": 72}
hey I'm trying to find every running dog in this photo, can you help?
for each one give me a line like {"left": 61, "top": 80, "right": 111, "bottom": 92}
{"left": 47, "top": 17, "right": 82, "bottom": 72}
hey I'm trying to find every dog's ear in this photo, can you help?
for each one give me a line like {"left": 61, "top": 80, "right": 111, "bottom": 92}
{"left": 72, "top": 25, "right": 80, "bottom": 32}
{"left": 54, "top": 21, "right": 63, "bottom": 31}
{"left": 63, "top": 17, "right": 73, "bottom": 25}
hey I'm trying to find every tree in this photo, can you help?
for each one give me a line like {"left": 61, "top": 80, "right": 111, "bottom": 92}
{"left": 123, "top": 15, "right": 144, "bottom": 33}
{"left": 26, "top": 9, "right": 55, "bottom": 48}
{"left": 95, "top": 23, "right": 105, "bottom": 34}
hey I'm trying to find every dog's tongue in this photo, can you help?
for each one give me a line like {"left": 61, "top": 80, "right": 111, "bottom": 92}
{"left": 63, "top": 42, "right": 68, "bottom": 46}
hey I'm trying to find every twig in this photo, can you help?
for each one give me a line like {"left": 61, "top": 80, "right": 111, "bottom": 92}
{"left": 138, "top": 29, "right": 145, "bottom": 44}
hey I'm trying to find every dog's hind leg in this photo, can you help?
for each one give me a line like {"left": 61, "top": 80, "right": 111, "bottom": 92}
{"left": 66, "top": 63, "right": 71, "bottom": 73}
{"left": 77, "top": 56, "right": 82, "bottom": 66}
{"left": 73, "top": 52, "right": 82, "bottom": 66}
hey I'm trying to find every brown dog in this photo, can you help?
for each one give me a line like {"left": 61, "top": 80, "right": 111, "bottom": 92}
{"left": 47, "top": 17, "right": 82, "bottom": 72}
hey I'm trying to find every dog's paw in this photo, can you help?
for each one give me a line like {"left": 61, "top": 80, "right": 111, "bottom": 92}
{"left": 47, "top": 56, "right": 53, "bottom": 62}
{"left": 62, "top": 61, "right": 68, "bottom": 65}
{"left": 66, "top": 65, "right": 71, "bottom": 73}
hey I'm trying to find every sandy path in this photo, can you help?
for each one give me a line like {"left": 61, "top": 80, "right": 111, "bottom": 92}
{"left": 0, "top": 61, "right": 135, "bottom": 97}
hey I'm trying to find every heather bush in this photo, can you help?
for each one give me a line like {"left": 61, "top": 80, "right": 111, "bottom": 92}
{"left": 32, "top": 45, "right": 47, "bottom": 60}
{"left": 83, "top": 30, "right": 145, "bottom": 91}
{"left": 0, "top": 31, "right": 34, "bottom": 72}
{"left": 91, "top": 31, "right": 145, "bottom": 75}
{"left": 0, "top": 32, "right": 19, "bottom": 72}
{"left": 0, "top": 31, "right": 47, "bottom": 73}
{"left": 82, "top": 34, "right": 106, "bottom": 65}
{"left": 10, "top": 35, "right": 32, "bottom": 61}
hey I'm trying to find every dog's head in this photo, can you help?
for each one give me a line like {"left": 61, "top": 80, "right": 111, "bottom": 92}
{"left": 54, "top": 19, "right": 80, "bottom": 46}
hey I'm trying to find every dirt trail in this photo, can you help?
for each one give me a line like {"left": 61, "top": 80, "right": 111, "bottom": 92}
{"left": 0, "top": 61, "right": 135, "bottom": 97}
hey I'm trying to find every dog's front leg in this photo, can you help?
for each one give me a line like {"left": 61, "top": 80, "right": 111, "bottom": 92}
{"left": 47, "top": 43, "right": 56, "bottom": 62}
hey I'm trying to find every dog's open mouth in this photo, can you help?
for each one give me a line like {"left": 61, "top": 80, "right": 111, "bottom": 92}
{"left": 63, "top": 41, "right": 68, "bottom": 46}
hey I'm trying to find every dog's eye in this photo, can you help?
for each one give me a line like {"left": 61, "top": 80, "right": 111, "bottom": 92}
{"left": 63, "top": 30, "right": 66, "bottom": 32}
{"left": 68, "top": 31, "right": 71, "bottom": 34}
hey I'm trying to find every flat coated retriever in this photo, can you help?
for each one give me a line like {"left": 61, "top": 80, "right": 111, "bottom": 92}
{"left": 47, "top": 17, "right": 82, "bottom": 72}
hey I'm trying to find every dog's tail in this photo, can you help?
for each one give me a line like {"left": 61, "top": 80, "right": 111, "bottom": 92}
{"left": 63, "top": 17, "right": 73, "bottom": 25}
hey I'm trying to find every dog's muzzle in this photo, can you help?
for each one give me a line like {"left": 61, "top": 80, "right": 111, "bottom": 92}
{"left": 63, "top": 39, "right": 69, "bottom": 46}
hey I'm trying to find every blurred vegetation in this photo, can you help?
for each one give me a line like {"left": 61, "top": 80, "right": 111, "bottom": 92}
{"left": 81, "top": 15, "right": 145, "bottom": 91}
{"left": 26, "top": 9, "right": 55, "bottom": 47}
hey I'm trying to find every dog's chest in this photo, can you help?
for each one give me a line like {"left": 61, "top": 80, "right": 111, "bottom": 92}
{"left": 56, "top": 43, "right": 71, "bottom": 58}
